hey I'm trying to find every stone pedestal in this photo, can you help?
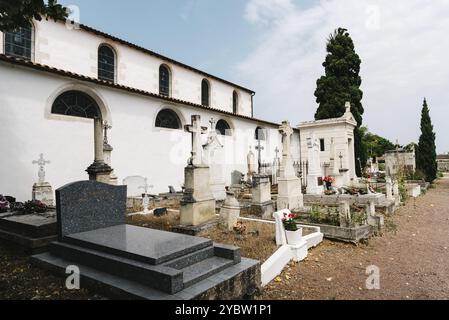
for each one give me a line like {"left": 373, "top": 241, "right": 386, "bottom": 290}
{"left": 338, "top": 201, "right": 351, "bottom": 227}
{"left": 86, "top": 161, "right": 113, "bottom": 184}
{"left": 180, "top": 165, "right": 216, "bottom": 226}
{"left": 32, "top": 182, "right": 54, "bottom": 207}
{"left": 251, "top": 175, "right": 274, "bottom": 219}
{"left": 104, "top": 143, "right": 118, "bottom": 185}
{"left": 385, "top": 177, "right": 393, "bottom": 200}
{"left": 306, "top": 173, "right": 323, "bottom": 195}
{"left": 219, "top": 192, "right": 240, "bottom": 231}
{"left": 277, "top": 176, "right": 303, "bottom": 211}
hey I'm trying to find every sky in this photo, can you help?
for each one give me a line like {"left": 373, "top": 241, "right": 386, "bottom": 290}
{"left": 60, "top": 0, "right": 449, "bottom": 153}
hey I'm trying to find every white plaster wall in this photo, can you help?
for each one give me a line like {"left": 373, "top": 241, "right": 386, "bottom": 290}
{"left": 0, "top": 63, "right": 285, "bottom": 201}
{"left": 299, "top": 124, "right": 356, "bottom": 179}
{"left": 11, "top": 19, "right": 253, "bottom": 117}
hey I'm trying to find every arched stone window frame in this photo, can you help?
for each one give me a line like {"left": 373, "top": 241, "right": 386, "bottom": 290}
{"left": 98, "top": 43, "right": 117, "bottom": 83}
{"left": 255, "top": 126, "right": 266, "bottom": 141}
{"left": 4, "top": 21, "right": 35, "bottom": 61}
{"left": 45, "top": 84, "right": 111, "bottom": 124}
{"left": 159, "top": 64, "right": 172, "bottom": 97}
{"left": 215, "top": 119, "right": 233, "bottom": 137}
{"left": 201, "top": 78, "right": 211, "bottom": 107}
{"left": 232, "top": 90, "right": 239, "bottom": 114}
{"left": 152, "top": 105, "right": 185, "bottom": 132}
{"left": 155, "top": 108, "right": 183, "bottom": 130}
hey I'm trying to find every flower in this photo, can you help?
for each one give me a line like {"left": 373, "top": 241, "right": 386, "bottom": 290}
{"left": 323, "top": 176, "right": 334, "bottom": 183}
{"left": 282, "top": 212, "right": 298, "bottom": 232}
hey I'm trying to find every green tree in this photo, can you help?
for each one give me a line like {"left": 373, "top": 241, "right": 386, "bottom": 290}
{"left": 361, "top": 126, "right": 396, "bottom": 158}
{"left": 0, "top": 0, "right": 67, "bottom": 32}
{"left": 314, "top": 28, "right": 365, "bottom": 175}
{"left": 416, "top": 98, "right": 437, "bottom": 182}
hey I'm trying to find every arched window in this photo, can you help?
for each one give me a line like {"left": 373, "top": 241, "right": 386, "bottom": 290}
{"left": 52, "top": 91, "right": 101, "bottom": 119}
{"left": 98, "top": 45, "right": 116, "bottom": 82}
{"left": 255, "top": 127, "right": 266, "bottom": 141}
{"left": 232, "top": 91, "right": 239, "bottom": 114}
{"left": 159, "top": 65, "right": 171, "bottom": 97}
{"left": 4, "top": 23, "right": 33, "bottom": 61}
{"left": 201, "top": 79, "right": 210, "bottom": 107}
{"left": 155, "top": 109, "right": 181, "bottom": 129}
{"left": 216, "top": 120, "right": 231, "bottom": 136}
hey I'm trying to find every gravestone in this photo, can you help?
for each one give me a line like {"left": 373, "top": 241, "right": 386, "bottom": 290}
{"left": 251, "top": 175, "right": 274, "bottom": 219}
{"left": 123, "top": 176, "right": 147, "bottom": 197}
{"left": 231, "top": 170, "right": 244, "bottom": 186}
{"left": 56, "top": 181, "right": 127, "bottom": 240}
{"left": 203, "top": 118, "right": 226, "bottom": 201}
{"left": 33, "top": 180, "right": 260, "bottom": 300}
{"left": 306, "top": 134, "right": 323, "bottom": 195}
{"left": 180, "top": 115, "right": 216, "bottom": 226}
{"left": 32, "top": 154, "right": 54, "bottom": 206}
{"left": 247, "top": 147, "right": 256, "bottom": 183}
{"left": 219, "top": 191, "right": 240, "bottom": 231}
{"left": 277, "top": 121, "right": 303, "bottom": 211}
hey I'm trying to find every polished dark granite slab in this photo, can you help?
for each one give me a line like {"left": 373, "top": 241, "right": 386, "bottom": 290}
{"left": 56, "top": 181, "right": 127, "bottom": 240}
{"left": 64, "top": 224, "right": 213, "bottom": 265}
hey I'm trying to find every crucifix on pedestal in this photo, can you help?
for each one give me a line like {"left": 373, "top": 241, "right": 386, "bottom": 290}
{"left": 33, "top": 153, "right": 50, "bottom": 184}
{"left": 139, "top": 178, "right": 154, "bottom": 215}
{"left": 278, "top": 121, "right": 295, "bottom": 178}
{"left": 103, "top": 121, "right": 112, "bottom": 145}
{"left": 185, "top": 115, "right": 208, "bottom": 166}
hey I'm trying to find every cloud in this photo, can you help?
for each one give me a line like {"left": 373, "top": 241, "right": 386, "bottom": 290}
{"left": 244, "top": 0, "right": 295, "bottom": 24}
{"left": 237, "top": 0, "right": 449, "bottom": 153}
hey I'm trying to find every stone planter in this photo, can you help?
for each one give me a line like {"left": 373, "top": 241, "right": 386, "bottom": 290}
{"left": 285, "top": 228, "right": 303, "bottom": 245}
{"left": 296, "top": 222, "right": 372, "bottom": 243}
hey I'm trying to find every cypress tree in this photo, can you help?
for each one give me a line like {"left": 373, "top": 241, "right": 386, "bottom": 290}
{"left": 416, "top": 98, "right": 437, "bottom": 182}
{"left": 314, "top": 28, "right": 366, "bottom": 176}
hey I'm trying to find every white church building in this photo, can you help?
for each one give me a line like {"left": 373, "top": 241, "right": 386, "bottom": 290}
{"left": 0, "top": 19, "right": 306, "bottom": 202}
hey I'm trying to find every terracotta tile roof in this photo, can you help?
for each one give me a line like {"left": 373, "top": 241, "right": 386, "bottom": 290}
{"left": 0, "top": 54, "right": 292, "bottom": 130}
{"left": 74, "top": 21, "right": 255, "bottom": 94}
{"left": 437, "top": 154, "right": 449, "bottom": 160}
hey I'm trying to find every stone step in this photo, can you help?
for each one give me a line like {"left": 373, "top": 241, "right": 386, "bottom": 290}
{"left": 49, "top": 241, "right": 184, "bottom": 294}
{"left": 163, "top": 247, "right": 215, "bottom": 269}
{"left": 181, "top": 256, "right": 235, "bottom": 288}
{"left": 63, "top": 225, "right": 213, "bottom": 265}
{"left": 31, "top": 252, "right": 260, "bottom": 300}
{"left": 0, "top": 214, "right": 56, "bottom": 238}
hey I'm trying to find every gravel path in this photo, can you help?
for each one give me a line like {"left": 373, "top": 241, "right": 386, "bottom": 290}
{"left": 261, "top": 175, "right": 449, "bottom": 300}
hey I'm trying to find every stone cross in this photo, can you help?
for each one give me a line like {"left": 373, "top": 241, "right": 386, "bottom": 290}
{"left": 345, "top": 101, "right": 351, "bottom": 114}
{"left": 209, "top": 117, "right": 216, "bottom": 130}
{"left": 103, "top": 121, "right": 112, "bottom": 145}
{"left": 32, "top": 154, "right": 50, "bottom": 184}
{"left": 139, "top": 178, "right": 154, "bottom": 195}
{"left": 255, "top": 139, "right": 264, "bottom": 174}
{"left": 279, "top": 121, "right": 293, "bottom": 157}
{"left": 339, "top": 152, "right": 344, "bottom": 169}
{"left": 139, "top": 178, "right": 154, "bottom": 215}
{"left": 185, "top": 115, "right": 208, "bottom": 166}
{"left": 279, "top": 121, "right": 295, "bottom": 178}
{"left": 274, "top": 147, "right": 280, "bottom": 161}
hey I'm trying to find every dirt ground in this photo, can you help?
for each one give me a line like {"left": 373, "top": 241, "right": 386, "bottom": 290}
{"left": 260, "top": 175, "right": 449, "bottom": 300}
{"left": 0, "top": 244, "right": 98, "bottom": 300}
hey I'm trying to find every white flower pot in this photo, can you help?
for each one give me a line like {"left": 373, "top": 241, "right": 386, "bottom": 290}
{"left": 285, "top": 228, "right": 303, "bottom": 245}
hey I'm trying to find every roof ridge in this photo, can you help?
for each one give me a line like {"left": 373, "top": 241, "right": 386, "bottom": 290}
{"left": 61, "top": 20, "right": 255, "bottom": 94}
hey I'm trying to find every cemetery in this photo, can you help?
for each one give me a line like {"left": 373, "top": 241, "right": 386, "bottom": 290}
{"left": 0, "top": 107, "right": 430, "bottom": 300}
{"left": 0, "top": 2, "right": 447, "bottom": 302}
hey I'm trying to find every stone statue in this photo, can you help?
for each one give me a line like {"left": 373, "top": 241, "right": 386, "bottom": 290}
{"left": 247, "top": 147, "right": 256, "bottom": 183}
